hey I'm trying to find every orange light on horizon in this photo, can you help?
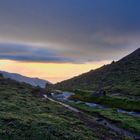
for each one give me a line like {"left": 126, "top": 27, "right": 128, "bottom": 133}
{"left": 0, "top": 59, "right": 111, "bottom": 83}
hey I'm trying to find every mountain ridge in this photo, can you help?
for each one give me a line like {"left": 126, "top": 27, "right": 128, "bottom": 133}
{"left": 0, "top": 71, "right": 51, "bottom": 88}
{"left": 54, "top": 48, "right": 140, "bottom": 96}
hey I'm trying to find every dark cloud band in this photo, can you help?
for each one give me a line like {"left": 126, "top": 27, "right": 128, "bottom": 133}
{"left": 0, "top": 0, "right": 140, "bottom": 63}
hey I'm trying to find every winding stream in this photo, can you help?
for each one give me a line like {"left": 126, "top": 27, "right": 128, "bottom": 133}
{"left": 51, "top": 92, "right": 140, "bottom": 117}
{"left": 44, "top": 93, "right": 140, "bottom": 139}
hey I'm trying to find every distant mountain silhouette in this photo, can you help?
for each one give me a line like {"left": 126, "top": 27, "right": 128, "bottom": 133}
{"left": 0, "top": 71, "right": 51, "bottom": 88}
{"left": 54, "top": 48, "right": 140, "bottom": 96}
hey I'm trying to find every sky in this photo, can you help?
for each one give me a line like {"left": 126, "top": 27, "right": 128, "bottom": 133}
{"left": 0, "top": 0, "right": 140, "bottom": 83}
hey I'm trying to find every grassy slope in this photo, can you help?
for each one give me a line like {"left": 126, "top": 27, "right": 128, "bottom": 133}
{"left": 69, "top": 102, "right": 140, "bottom": 135}
{"left": 0, "top": 75, "right": 99, "bottom": 140}
{"left": 54, "top": 48, "right": 140, "bottom": 96}
{"left": 0, "top": 74, "right": 125, "bottom": 140}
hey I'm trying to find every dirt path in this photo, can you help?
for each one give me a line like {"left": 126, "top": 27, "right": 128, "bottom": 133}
{"left": 44, "top": 95, "right": 80, "bottom": 112}
{"left": 44, "top": 94, "right": 140, "bottom": 140}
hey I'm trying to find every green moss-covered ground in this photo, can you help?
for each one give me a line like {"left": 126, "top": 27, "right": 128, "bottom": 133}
{"left": 0, "top": 80, "right": 99, "bottom": 140}
{"left": 69, "top": 102, "right": 140, "bottom": 135}
{"left": 69, "top": 90, "right": 140, "bottom": 111}
{"left": 0, "top": 75, "right": 125, "bottom": 140}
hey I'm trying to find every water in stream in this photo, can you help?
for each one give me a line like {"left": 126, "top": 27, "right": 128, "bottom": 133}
{"left": 52, "top": 92, "right": 75, "bottom": 101}
{"left": 46, "top": 93, "right": 140, "bottom": 139}
{"left": 51, "top": 92, "right": 140, "bottom": 117}
{"left": 117, "top": 109, "right": 140, "bottom": 117}
{"left": 85, "top": 102, "right": 107, "bottom": 109}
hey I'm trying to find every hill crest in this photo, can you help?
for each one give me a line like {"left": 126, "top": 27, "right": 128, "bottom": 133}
{"left": 54, "top": 48, "right": 140, "bottom": 96}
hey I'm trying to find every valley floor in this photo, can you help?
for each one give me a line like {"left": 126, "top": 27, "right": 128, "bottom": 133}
{"left": 0, "top": 81, "right": 125, "bottom": 140}
{"left": 0, "top": 76, "right": 139, "bottom": 140}
{"left": 49, "top": 90, "right": 140, "bottom": 140}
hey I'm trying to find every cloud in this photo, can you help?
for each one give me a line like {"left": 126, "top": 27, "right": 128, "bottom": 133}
{"left": 0, "top": 0, "right": 140, "bottom": 63}
{"left": 0, "top": 43, "right": 76, "bottom": 63}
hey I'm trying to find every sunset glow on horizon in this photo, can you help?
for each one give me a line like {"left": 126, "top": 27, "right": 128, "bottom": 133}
{"left": 0, "top": 59, "right": 111, "bottom": 83}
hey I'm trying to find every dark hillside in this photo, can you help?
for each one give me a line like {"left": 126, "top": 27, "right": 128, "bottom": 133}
{"left": 54, "top": 48, "right": 140, "bottom": 96}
